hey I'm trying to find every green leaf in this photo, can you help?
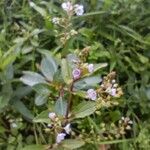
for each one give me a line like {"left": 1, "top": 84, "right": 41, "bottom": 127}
{"left": 0, "top": 44, "right": 21, "bottom": 70}
{"left": 109, "top": 110, "right": 121, "bottom": 122}
{"left": 12, "top": 100, "right": 34, "bottom": 120}
{"left": 21, "top": 145, "right": 45, "bottom": 150}
{"left": 61, "top": 59, "right": 73, "bottom": 85}
{"left": 29, "top": 2, "right": 47, "bottom": 17}
{"left": 73, "top": 11, "right": 106, "bottom": 19}
{"left": 22, "top": 46, "right": 33, "bottom": 54}
{"left": 94, "top": 63, "right": 108, "bottom": 72}
{"left": 33, "top": 84, "right": 50, "bottom": 106}
{"left": 146, "top": 88, "right": 150, "bottom": 100}
{"left": 33, "top": 110, "right": 50, "bottom": 124}
{"left": 20, "top": 71, "right": 46, "bottom": 86}
{"left": 32, "top": 84, "right": 50, "bottom": 94}
{"left": 0, "top": 83, "right": 13, "bottom": 110}
{"left": 82, "top": 63, "right": 107, "bottom": 78}
{"left": 73, "top": 101, "right": 96, "bottom": 118}
{"left": 41, "top": 56, "right": 58, "bottom": 81}
{"left": 74, "top": 75, "right": 102, "bottom": 90}
{"left": 119, "top": 25, "right": 144, "bottom": 43}
{"left": 13, "top": 86, "right": 32, "bottom": 99}
{"left": 62, "top": 139, "right": 85, "bottom": 149}
{"left": 4, "top": 64, "right": 14, "bottom": 80}
{"left": 55, "top": 97, "right": 67, "bottom": 116}
{"left": 0, "top": 126, "right": 5, "bottom": 134}
{"left": 0, "top": 96, "right": 10, "bottom": 110}
{"left": 79, "top": 28, "right": 93, "bottom": 39}
{"left": 136, "top": 53, "right": 149, "bottom": 64}
{"left": 0, "top": 53, "right": 16, "bottom": 70}
{"left": 73, "top": 91, "right": 87, "bottom": 98}
{"left": 35, "top": 93, "right": 49, "bottom": 106}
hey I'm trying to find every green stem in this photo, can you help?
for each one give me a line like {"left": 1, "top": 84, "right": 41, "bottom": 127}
{"left": 65, "top": 81, "right": 74, "bottom": 122}
{"left": 33, "top": 124, "right": 39, "bottom": 144}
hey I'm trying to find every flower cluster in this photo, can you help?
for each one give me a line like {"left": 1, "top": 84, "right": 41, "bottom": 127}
{"left": 96, "top": 117, "right": 133, "bottom": 141}
{"left": 119, "top": 117, "right": 133, "bottom": 130}
{"left": 61, "top": 1, "right": 84, "bottom": 16}
{"left": 100, "top": 72, "right": 123, "bottom": 98}
{"left": 51, "top": 1, "right": 84, "bottom": 45}
{"left": 72, "top": 57, "right": 95, "bottom": 80}
{"left": 48, "top": 112, "right": 71, "bottom": 144}
{"left": 71, "top": 72, "right": 123, "bottom": 108}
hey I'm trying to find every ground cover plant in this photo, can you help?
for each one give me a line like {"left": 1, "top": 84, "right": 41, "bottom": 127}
{"left": 0, "top": 0, "right": 150, "bottom": 150}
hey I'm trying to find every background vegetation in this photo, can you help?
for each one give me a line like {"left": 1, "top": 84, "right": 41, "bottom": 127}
{"left": 0, "top": 0, "right": 150, "bottom": 149}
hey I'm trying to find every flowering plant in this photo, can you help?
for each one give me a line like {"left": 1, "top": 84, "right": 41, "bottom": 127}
{"left": 20, "top": 1, "right": 133, "bottom": 149}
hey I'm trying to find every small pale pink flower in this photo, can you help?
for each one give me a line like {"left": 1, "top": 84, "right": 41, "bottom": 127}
{"left": 72, "top": 68, "right": 81, "bottom": 79}
{"left": 88, "top": 64, "right": 94, "bottom": 73}
{"left": 111, "top": 88, "right": 116, "bottom": 96}
{"left": 74, "top": 4, "right": 84, "bottom": 16}
{"left": 106, "top": 87, "right": 116, "bottom": 96}
{"left": 61, "top": 2, "right": 73, "bottom": 12}
{"left": 56, "top": 133, "right": 66, "bottom": 143}
{"left": 87, "top": 89, "right": 97, "bottom": 100}
{"left": 64, "top": 123, "right": 71, "bottom": 134}
{"left": 48, "top": 112, "right": 56, "bottom": 121}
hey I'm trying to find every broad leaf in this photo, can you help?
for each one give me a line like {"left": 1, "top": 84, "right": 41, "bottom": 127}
{"left": 35, "top": 93, "right": 49, "bottom": 106}
{"left": 33, "top": 110, "right": 50, "bottom": 124}
{"left": 41, "top": 56, "right": 58, "bottom": 81}
{"left": 20, "top": 71, "right": 46, "bottom": 86}
{"left": 74, "top": 75, "right": 102, "bottom": 90}
{"left": 55, "top": 97, "right": 67, "bottom": 116}
{"left": 32, "top": 84, "right": 50, "bottom": 94}
{"left": 61, "top": 59, "right": 73, "bottom": 85}
{"left": 73, "top": 101, "right": 96, "bottom": 118}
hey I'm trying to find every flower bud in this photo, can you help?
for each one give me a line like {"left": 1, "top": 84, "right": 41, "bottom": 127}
{"left": 48, "top": 112, "right": 56, "bottom": 121}
{"left": 88, "top": 64, "right": 94, "bottom": 73}
{"left": 72, "top": 68, "right": 81, "bottom": 80}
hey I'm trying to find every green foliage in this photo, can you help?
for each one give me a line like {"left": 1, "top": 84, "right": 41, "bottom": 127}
{"left": 0, "top": 0, "right": 149, "bottom": 149}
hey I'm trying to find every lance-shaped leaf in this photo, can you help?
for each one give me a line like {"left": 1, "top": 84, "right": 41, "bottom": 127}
{"left": 12, "top": 99, "right": 34, "bottom": 121}
{"left": 29, "top": 2, "right": 47, "bottom": 17}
